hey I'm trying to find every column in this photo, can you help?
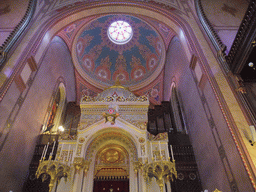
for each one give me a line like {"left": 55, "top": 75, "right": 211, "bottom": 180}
{"left": 166, "top": 181, "right": 172, "bottom": 192}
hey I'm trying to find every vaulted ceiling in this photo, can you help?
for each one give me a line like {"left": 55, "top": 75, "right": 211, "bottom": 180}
{"left": 57, "top": 14, "right": 176, "bottom": 104}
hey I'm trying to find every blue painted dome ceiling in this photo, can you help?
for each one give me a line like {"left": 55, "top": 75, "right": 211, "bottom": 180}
{"left": 72, "top": 15, "right": 166, "bottom": 90}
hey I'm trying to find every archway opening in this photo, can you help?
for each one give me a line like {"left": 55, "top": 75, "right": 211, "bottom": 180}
{"left": 93, "top": 144, "right": 130, "bottom": 192}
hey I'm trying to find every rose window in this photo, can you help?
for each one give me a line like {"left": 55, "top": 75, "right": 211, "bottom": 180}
{"left": 107, "top": 21, "right": 133, "bottom": 44}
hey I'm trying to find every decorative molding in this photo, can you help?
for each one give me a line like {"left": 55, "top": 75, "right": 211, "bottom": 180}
{"left": 14, "top": 74, "right": 26, "bottom": 92}
{"left": 189, "top": 65, "right": 240, "bottom": 191}
{"left": 226, "top": 0, "right": 256, "bottom": 73}
{"left": 0, "top": 0, "right": 36, "bottom": 70}
{"left": 27, "top": 56, "right": 37, "bottom": 71}
{"left": 195, "top": 0, "right": 229, "bottom": 73}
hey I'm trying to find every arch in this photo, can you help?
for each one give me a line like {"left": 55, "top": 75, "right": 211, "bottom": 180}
{"left": 52, "top": 82, "right": 66, "bottom": 133}
{"left": 43, "top": 82, "right": 66, "bottom": 133}
{"left": 94, "top": 143, "right": 130, "bottom": 180}
{"left": 84, "top": 127, "right": 138, "bottom": 162}
{"left": 163, "top": 35, "right": 190, "bottom": 101}
{"left": 170, "top": 82, "right": 187, "bottom": 134}
{"left": 22, "top": 2, "right": 194, "bottom": 74}
{"left": 70, "top": 14, "right": 167, "bottom": 91}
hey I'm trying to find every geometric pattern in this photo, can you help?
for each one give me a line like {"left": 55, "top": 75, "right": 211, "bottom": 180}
{"left": 74, "top": 15, "right": 165, "bottom": 87}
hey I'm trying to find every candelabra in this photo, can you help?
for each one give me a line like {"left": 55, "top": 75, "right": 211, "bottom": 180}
{"left": 36, "top": 159, "right": 71, "bottom": 192}
{"left": 143, "top": 158, "right": 177, "bottom": 192}
{"left": 36, "top": 141, "right": 72, "bottom": 192}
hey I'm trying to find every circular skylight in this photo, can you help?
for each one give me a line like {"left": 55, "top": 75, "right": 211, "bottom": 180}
{"left": 107, "top": 21, "right": 133, "bottom": 45}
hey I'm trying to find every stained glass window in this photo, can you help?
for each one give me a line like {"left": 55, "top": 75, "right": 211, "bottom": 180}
{"left": 108, "top": 21, "right": 133, "bottom": 44}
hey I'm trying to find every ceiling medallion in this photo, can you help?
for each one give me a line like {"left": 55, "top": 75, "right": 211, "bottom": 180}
{"left": 108, "top": 21, "right": 133, "bottom": 45}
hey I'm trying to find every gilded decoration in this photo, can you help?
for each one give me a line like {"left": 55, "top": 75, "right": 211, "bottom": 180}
{"left": 36, "top": 160, "right": 71, "bottom": 192}
{"left": 103, "top": 107, "right": 119, "bottom": 125}
{"left": 81, "top": 94, "right": 148, "bottom": 103}
{"left": 96, "top": 144, "right": 128, "bottom": 165}
{"left": 73, "top": 157, "right": 90, "bottom": 172}
{"left": 143, "top": 160, "right": 177, "bottom": 192}
{"left": 80, "top": 114, "right": 104, "bottom": 130}
{"left": 79, "top": 137, "right": 85, "bottom": 143}
{"left": 85, "top": 130, "right": 137, "bottom": 161}
{"left": 133, "top": 160, "right": 143, "bottom": 173}
{"left": 120, "top": 114, "right": 147, "bottom": 130}
{"left": 100, "top": 149, "right": 124, "bottom": 164}
{"left": 94, "top": 144, "right": 129, "bottom": 180}
{"left": 80, "top": 81, "right": 148, "bottom": 103}
{"left": 80, "top": 83, "right": 149, "bottom": 131}
{"left": 59, "top": 150, "right": 73, "bottom": 162}
{"left": 76, "top": 144, "right": 83, "bottom": 156}
{"left": 139, "top": 137, "right": 145, "bottom": 143}
{"left": 153, "top": 150, "right": 166, "bottom": 161}
{"left": 59, "top": 133, "right": 77, "bottom": 140}
{"left": 148, "top": 132, "right": 168, "bottom": 141}
{"left": 94, "top": 167, "right": 129, "bottom": 180}
{"left": 141, "top": 145, "right": 146, "bottom": 156}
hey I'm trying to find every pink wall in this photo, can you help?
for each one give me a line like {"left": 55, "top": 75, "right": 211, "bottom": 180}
{"left": 163, "top": 36, "right": 254, "bottom": 192}
{"left": 0, "top": 36, "right": 76, "bottom": 192}
{"left": 201, "top": 0, "right": 248, "bottom": 51}
{"left": 0, "top": 0, "right": 29, "bottom": 46}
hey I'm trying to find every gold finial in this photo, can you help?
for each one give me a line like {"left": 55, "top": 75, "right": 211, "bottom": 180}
{"left": 213, "top": 189, "right": 222, "bottom": 192}
{"left": 104, "top": 76, "right": 130, "bottom": 91}
{"left": 252, "top": 40, "right": 256, "bottom": 47}
{"left": 115, "top": 76, "right": 121, "bottom": 86}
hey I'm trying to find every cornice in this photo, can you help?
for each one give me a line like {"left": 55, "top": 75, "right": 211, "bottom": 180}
{"left": 226, "top": 0, "right": 256, "bottom": 74}
{"left": 195, "top": 0, "right": 229, "bottom": 73}
{"left": 0, "top": 0, "right": 37, "bottom": 70}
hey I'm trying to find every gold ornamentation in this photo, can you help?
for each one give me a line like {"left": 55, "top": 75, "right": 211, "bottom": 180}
{"left": 153, "top": 150, "right": 162, "bottom": 161}
{"left": 141, "top": 145, "right": 146, "bottom": 156}
{"left": 103, "top": 112, "right": 119, "bottom": 125}
{"left": 79, "top": 137, "right": 85, "bottom": 143}
{"left": 58, "top": 150, "right": 73, "bottom": 162}
{"left": 76, "top": 144, "right": 83, "bottom": 156}
{"left": 148, "top": 132, "right": 168, "bottom": 141}
{"left": 81, "top": 93, "right": 148, "bottom": 103}
{"left": 105, "top": 149, "right": 119, "bottom": 163}
{"left": 120, "top": 114, "right": 147, "bottom": 130}
{"left": 85, "top": 130, "right": 137, "bottom": 161}
{"left": 94, "top": 144, "right": 129, "bottom": 179}
{"left": 59, "top": 133, "right": 77, "bottom": 140}
{"left": 143, "top": 160, "right": 177, "bottom": 192}
{"left": 95, "top": 167, "right": 129, "bottom": 179}
{"left": 36, "top": 160, "right": 70, "bottom": 192}
{"left": 252, "top": 40, "right": 256, "bottom": 47}
{"left": 139, "top": 137, "right": 145, "bottom": 143}
{"left": 80, "top": 113, "right": 104, "bottom": 129}
{"left": 98, "top": 145, "right": 126, "bottom": 165}
{"left": 73, "top": 157, "right": 90, "bottom": 172}
{"left": 133, "top": 160, "right": 143, "bottom": 173}
{"left": 213, "top": 189, "right": 222, "bottom": 192}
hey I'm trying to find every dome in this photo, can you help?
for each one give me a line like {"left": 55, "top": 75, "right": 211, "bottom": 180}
{"left": 72, "top": 14, "right": 165, "bottom": 91}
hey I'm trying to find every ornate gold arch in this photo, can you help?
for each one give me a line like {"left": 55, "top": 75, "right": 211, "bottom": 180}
{"left": 84, "top": 128, "right": 138, "bottom": 162}
{"left": 94, "top": 144, "right": 130, "bottom": 180}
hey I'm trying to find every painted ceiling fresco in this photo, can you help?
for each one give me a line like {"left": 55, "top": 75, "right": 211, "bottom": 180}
{"left": 73, "top": 15, "right": 165, "bottom": 88}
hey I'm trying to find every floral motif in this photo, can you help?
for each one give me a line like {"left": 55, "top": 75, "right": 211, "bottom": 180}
{"left": 74, "top": 15, "right": 163, "bottom": 87}
{"left": 130, "top": 56, "right": 146, "bottom": 81}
